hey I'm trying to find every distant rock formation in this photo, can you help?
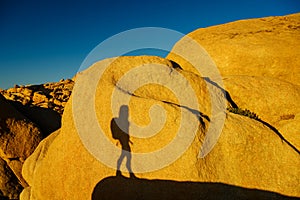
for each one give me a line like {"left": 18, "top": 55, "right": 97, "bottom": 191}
{"left": 0, "top": 79, "right": 74, "bottom": 115}
{"left": 0, "top": 79, "right": 74, "bottom": 136}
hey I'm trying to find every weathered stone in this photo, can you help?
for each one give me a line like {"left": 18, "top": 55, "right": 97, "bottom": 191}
{"left": 0, "top": 94, "right": 43, "bottom": 199}
{"left": 22, "top": 88, "right": 33, "bottom": 97}
{"left": 64, "top": 79, "right": 73, "bottom": 84}
{"left": 32, "top": 92, "right": 47, "bottom": 104}
{"left": 1, "top": 79, "right": 74, "bottom": 118}
{"left": 21, "top": 96, "right": 31, "bottom": 105}
{"left": 0, "top": 157, "right": 22, "bottom": 199}
{"left": 6, "top": 88, "right": 17, "bottom": 94}
{"left": 53, "top": 99, "right": 62, "bottom": 106}
{"left": 61, "top": 102, "right": 67, "bottom": 107}
{"left": 167, "top": 13, "right": 300, "bottom": 86}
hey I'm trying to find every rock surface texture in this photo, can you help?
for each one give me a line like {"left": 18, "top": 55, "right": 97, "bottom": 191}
{"left": 167, "top": 13, "right": 300, "bottom": 159}
{"left": 167, "top": 13, "right": 300, "bottom": 86}
{"left": 0, "top": 94, "right": 42, "bottom": 199}
{"left": 20, "top": 14, "right": 300, "bottom": 199}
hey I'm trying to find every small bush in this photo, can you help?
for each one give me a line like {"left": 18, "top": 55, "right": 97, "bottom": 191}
{"left": 280, "top": 114, "right": 295, "bottom": 120}
{"left": 227, "top": 107, "right": 259, "bottom": 120}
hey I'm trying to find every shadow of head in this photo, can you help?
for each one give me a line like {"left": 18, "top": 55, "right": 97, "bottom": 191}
{"left": 92, "top": 176, "right": 298, "bottom": 200}
{"left": 119, "top": 105, "right": 128, "bottom": 120}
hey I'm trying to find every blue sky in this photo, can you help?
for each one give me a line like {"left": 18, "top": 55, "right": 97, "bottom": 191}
{"left": 0, "top": 0, "right": 299, "bottom": 89}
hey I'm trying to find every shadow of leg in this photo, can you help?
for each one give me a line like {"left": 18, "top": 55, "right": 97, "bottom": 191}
{"left": 125, "top": 152, "right": 136, "bottom": 178}
{"left": 116, "top": 152, "right": 125, "bottom": 176}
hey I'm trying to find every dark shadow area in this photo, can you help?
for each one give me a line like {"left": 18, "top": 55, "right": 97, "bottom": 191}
{"left": 204, "top": 77, "right": 238, "bottom": 108}
{"left": 92, "top": 176, "right": 299, "bottom": 200}
{"left": 26, "top": 84, "right": 53, "bottom": 99}
{"left": 169, "top": 60, "right": 183, "bottom": 70}
{"left": 0, "top": 196, "right": 9, "bottom": 200}
{"left": 8, "top": 100, "right": 61, "bottom": 137}
{"left": 110, "top": 105, "right": 136, "bottom": 178}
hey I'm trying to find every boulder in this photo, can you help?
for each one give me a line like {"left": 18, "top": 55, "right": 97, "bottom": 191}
{"left": 32, "top": 92, "right": 47, "bottom": 105}
{"left": 0, "top": 157, "right": 22, "bottom": 199}
{"left": 20, "top": 130, "right": 60, "bottom": 200}
{"left": 167, "top": 13, "right": 300, "bottom": 86}
{"left": 0, "top": 94, "right": 43, "bottom": 199}
{"left": 21, "top": 56, "right": 300, "bottom": 199}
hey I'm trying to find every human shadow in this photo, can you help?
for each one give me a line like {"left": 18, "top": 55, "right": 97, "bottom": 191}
{"left": 110, "top": 105, "right": 136, "bottom": 178}
{"left": 92, "top": 176, "right": 299, "bottom": 200}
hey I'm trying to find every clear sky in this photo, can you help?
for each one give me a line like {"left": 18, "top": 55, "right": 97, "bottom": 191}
{"left": 1, "top": 0, "right": 299, "bottom": 89}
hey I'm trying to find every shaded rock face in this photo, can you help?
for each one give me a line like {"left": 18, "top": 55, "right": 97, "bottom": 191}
{"left": 0, "top": 79, "right": 74, "bottom": 199}
{"left": 21, "top": 53, "right": 299, "bottom": 200}
{"left": 0, "top": 158, "right": 23, "bottom": 200}
{"left": 0, "top": 79, "right": 74, "bottom": 136}
{"left": 0, "top": 94, "right": 42, "bottom": 199}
